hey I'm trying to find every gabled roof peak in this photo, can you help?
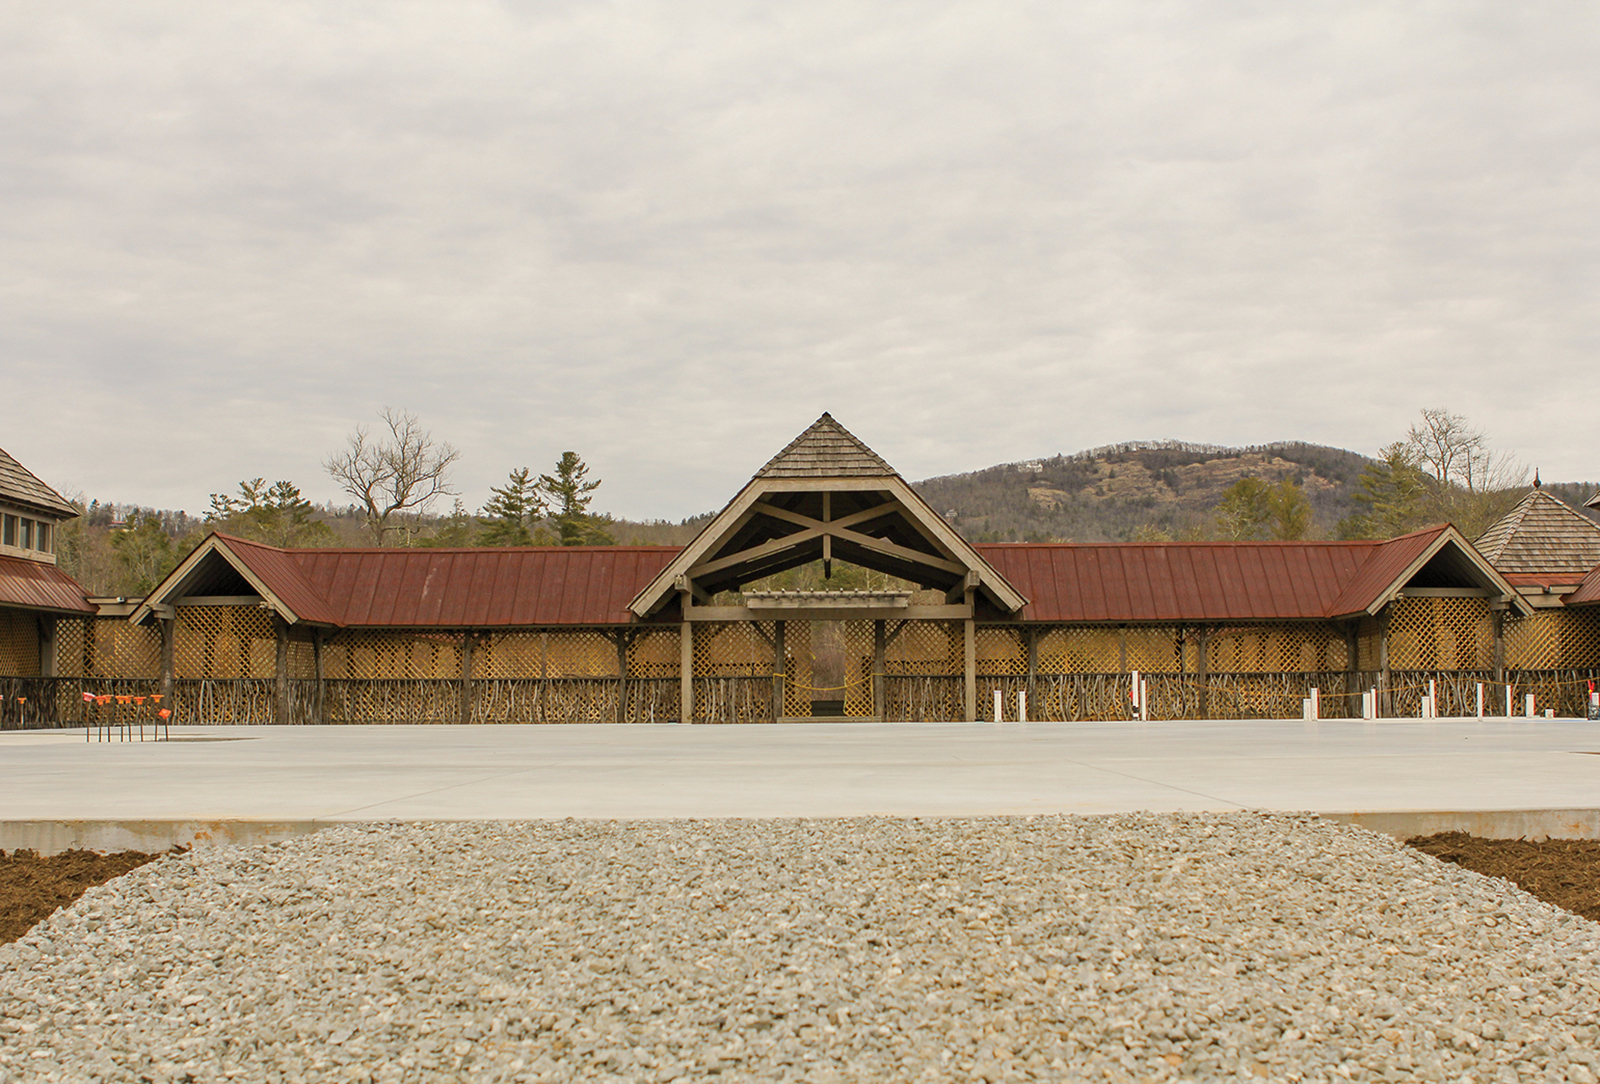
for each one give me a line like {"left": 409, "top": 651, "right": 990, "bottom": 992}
{"left": 755, "top": 414, "right": 897, "bottom": 478}
{"left": 0, "top": 446, "right": 77, "bottom": 518}
{"left": 1474, "top": 488, "right": 1600, "bottom": 576}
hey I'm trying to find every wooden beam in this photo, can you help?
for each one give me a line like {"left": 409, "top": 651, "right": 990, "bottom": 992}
{"left": 459, "top": 632, "right": 475, "bottom": 724}
{"left": 674, "top": 575, "right": 713, "bottom": 606}
{"left": 274, "top": 616, "right": 289, "bottom": 726}
{"left": 175, "top": 596, "right": 266, "bottom": 607}
{"left": 755, "top": 500, "right": 963, "bottom": 574}
{"left": 873, "top": 619, "right": 886, "bottom": 722}
{"left": 689, "top": 526, "right": 823, "bottom": 579}
{"left": 684, "top": 603, "right": 973, "bottom": 622}
{"left": 963, "top": 605, "right": 977, "bottom": 722}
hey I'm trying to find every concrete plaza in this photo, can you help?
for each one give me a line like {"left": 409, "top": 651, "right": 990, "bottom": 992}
{"left": 2, "top": 717, "right": 1598, "bottom": 853}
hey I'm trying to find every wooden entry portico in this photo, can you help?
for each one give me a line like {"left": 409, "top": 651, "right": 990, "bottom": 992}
{"left": 629, "top": 414, "right": 1027, "bottom": 721}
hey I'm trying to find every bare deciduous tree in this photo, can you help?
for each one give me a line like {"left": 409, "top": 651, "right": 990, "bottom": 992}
{"left": 1404, "top": 408, "right": 1526, "bottom": 538}
{"left": 323, "top": 408, "right": 460, "bottom": 546}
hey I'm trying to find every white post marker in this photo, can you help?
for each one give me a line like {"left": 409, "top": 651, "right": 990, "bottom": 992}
{"left": 993, "top": 688, "right": 1003, "bottom": 724}
{"left": 1130, "top": 670, "right": 1141, "bottom": 719}
{"left": 1428, "top": 679, "right": 1437, "bottom": 717}
{"left": 1310, "top": 687, "right": 1320, "bottom": 720}
{"left": 1017, "top": 690, "right": 1027, "bottom": 724}
{"left": 1526, "top": 693, "right": 1536, "bottom": 718}
{"left": 1141, "top": 679, "right": 1150, "bottom": 721}
{"left": 1505, "top": 686, "right": 1513, "bottom": 717}
{"left": 1476, "top": 683, "right": 1484, "bottom": 719}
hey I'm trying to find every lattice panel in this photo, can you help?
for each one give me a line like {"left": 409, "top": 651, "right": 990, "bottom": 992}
{"left": 842, "top": 621, "right": 875, "bottom": 716}
{"left": 1386, "top": 598, "right": 1493, "bottom": 671}
{"left": 545, "top": 630, "right": 619, "bottom": 678}
{"left": 1205, "top": 624, "right": 1346, "bottom": 673}
{"left": 174, "top": 606, "right": 274, "bottom": 679}
{"left": 285, "top": 640, "right": 316, "bottom": 680}
{"left": 783, "top": 620, "right": 811, "bottom": 718}
{"left": 475, "top": 632, "right": 542, "bottom": 680}
{"left": 0, "top": 608, "right": 38, "bottom": 676}
{"left": 1504, "top": 610, "right": 1600, "bottom": 670}
{"left": 884, "top": 620, "right": 961, "bottom": 676}
{"left": 974, "top": 627, "right": 1025, "bottom": 676}
{"left": 56, "top": 616, "right": 163, "bottom": 679}
{"left": 628, "top": 628, "right": 681, "bottom": 679}
{"left": 1356, "top": 615, "right": 1383, "bottom": 672}
{"left": 323, "top": 630, "right": 462, "bottom": 680}
{"left": 692, "top": 622, "right": 775, "bottom": 678}
{"left": 1035, "top": 626, "right": 1121, "bottom": 673}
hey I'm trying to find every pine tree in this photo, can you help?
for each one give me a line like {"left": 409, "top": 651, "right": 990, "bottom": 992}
{"left": 540, "top": 452, "right": 615, "bottom": 546}
{"left": 479, "top": 468, "right": 545, "bottom": 546}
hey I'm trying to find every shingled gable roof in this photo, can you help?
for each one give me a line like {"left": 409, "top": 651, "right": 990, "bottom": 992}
{"left": 629, "top": 414, "right": 1027, "bottom": 617}
{"left": 974, "top": 525, "right": 1528, "bottom": 623}
{"left": 755, "top": 413, "right": 897, "bottom": 477}
{"left": 134, "top": 533, "right": 677, "bottom": 628}
{"left": 0, "top": 447, "right": 77, "bottom": 519}
{"left": 1474, "top": 489, "right": 1600, "bottom": 576}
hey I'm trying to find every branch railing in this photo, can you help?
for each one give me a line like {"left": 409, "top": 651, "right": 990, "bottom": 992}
{"left": 4, "top": 668, "right": 1597, "bottom": 727}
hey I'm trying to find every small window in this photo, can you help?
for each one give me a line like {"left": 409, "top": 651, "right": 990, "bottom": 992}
{"left": 35, "top": 522, "right": 51, "bottom": 553}
{"left": 19, "top": 519, "right": 32, "bottom": 549}
{"left": 1, "top": 515, "right": 14, "bottom": 547}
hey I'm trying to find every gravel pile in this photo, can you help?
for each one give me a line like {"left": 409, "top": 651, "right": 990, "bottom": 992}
{"left": 2, "top": 814, "right": 1599, "bottom": 1082}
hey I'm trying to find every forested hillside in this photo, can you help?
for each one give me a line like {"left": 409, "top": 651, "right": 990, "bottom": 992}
{"left": 913, "top": 441, "right": 1379, "bottom": 542}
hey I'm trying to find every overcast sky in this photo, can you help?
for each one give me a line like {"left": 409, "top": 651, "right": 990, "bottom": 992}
{"left": 4, "top": 2, "right": 1597, "bottom": 521}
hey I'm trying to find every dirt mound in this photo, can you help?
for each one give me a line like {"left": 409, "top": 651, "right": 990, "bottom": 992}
{"left": 1, "top": 849, "right": 163, "bottom": 944}
{"left": 1408, "top": 832, "right": 1600, "bottom": 921}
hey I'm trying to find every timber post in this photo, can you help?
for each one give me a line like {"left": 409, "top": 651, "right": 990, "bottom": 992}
{"left": 1345, "top": 622, "right": 1360, "bottom": 719}
{"left": 459, "top": 631, "right": 475, "bottom": 725}
{"left": 772, "top": 620, "right": 786, "bottom": 721}
{"left": 963, "top": 589, "right": 977, "bottom": 722}
{"left": 1377, "top": 607, "right": 1391, "bottom": 716}
{"left": 1025, "top": 627, "right": 1038, "bottom": 714}
{"left": 273, "top": 616, "right": 289, "bottom": 726}
{"left": 679, "top": 598, "right": 694, "bottom": 724}
{"left": 872, "top": 619, "right": 886, "bottom": 721}
{"left": 1195, "top": 628, "right": 1209, "bottom": 719}
{"left": 1491, "top": 606, "right": 1507, "bottom": 684}
{"left": 159, "top": 617, "right": 175, "bottom": 711}
{"left": 312, "top": 630, "right": 325, "bottom": 724}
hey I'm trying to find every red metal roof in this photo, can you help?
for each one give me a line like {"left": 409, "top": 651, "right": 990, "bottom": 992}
{"left": 1565, "top": 564, "right": 1600, "bottom": 606}
{"left": 0, "top": 555, "right": 94, "bottom": 614}
{"left": 186, "top": 529, "right": 1517, "bottom": 628}
{"left": 976, "top": 528, "right": 1474, "bottom": 623}
{"left": 214, "top": 535, "right": 678, "bottom": 627}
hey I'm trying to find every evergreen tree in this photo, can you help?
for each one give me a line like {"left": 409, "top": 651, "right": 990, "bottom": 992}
{"left": 1213, "top": 478, "right": 1274, "bottom": 540}
{"left": 1267, "top": 478, "right": 1311, "bottom": 540}
{"left": 540, "top": 452, "right": 615, "bottom": 545}
{"left": 110, "top": 511, "right": 182, "bottom": 594}
{"left": 206, "top": 478, "right": 332, "bottom": 547}
{"left": 1340, "top": 444, "right": 1430, "bottom": 539}
{"left": 419, "top": 499, "right": 477, "bottom": 547}
{"left": 479, "top": 468, "right": 545, "bottom": 546}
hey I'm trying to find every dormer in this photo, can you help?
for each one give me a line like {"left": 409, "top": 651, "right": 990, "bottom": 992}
{"left": 0, "top": 446, "right": 78, "bottom": 565}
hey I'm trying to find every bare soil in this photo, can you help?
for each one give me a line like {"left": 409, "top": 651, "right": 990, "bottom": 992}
{"left": 0, "top": 834, "right": 1596, "bottom": 947}
{"left": 1408, "top": 832, "right": 1600, "bottom": 922}
{"left": 1, "top": 849, "right": 163, "bottom": 944}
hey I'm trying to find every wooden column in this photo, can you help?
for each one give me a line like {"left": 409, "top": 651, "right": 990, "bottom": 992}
{"left": 459, "top": 632, "right": 475, "bottom": 725}
{"left": 772, "top": 621, "right": 786, "bottom": 721}
{"left": 273, "top": 616, "right": 289, "bottom": 726}
{"left": 1196, "top": 628, "right": 1209, "bottom": 719}
{"left": 1492, "top": 607, "right": 1506, "bottom": 683}
{"left": 614, "top": 631, "right": 629, "bottom": 725}
{"left": 1025, "top": 627, "right": 1038, "bottom": 712}
{"left": 872, "top": 619, "right": 886, "bottom": 721}
{"left": 963, "top": 617, "right": 977, "bottom": 723}
{"left": 1377, "top": 607, "right": 1391, "bottom": 716}
{"left": 313, "top": 630, "right": 325, "bottom": 724}
{"left": 680, "top": 615, "right": 694, "bottom": 724}
{"left": 1345, "top": 622, "right": 1360, "bottom": 718}
{"left": 158, "top": 618, "right": 174, "bottom": 707}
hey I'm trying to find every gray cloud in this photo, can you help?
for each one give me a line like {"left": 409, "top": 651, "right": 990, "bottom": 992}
{"left": 3, "top": 1, "right": 1597, "bottom": 519}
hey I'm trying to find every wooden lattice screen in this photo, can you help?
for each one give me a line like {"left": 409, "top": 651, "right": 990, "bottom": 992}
{"left": 0, "top": 609, "right": 39, "bottom": 676}
{"left": 1204, "top": 623, "right": 1347, "bottom": 673}
{"left": 322, "top": 630, "right": 461, "bottom": 680}
{"left": 1503, "top": 609, "right": 1600, "bottom": 670}
{"left": 174, "top": 606, "right": 274, "bottom": 679}
{"left": 1385, "top": 597, "right": 1493, "bottom": 671}
{"left": 53, "top": 616, "right": 161, "bottom": 679}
